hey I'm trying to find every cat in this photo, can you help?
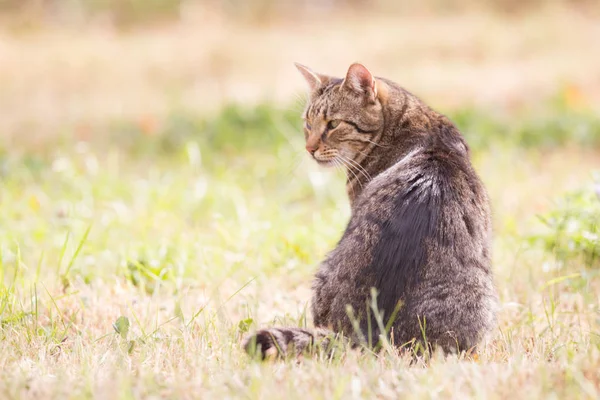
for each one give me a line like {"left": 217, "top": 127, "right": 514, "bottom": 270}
{"left": 243, "top": 63, "right": 498, "bottom": 358}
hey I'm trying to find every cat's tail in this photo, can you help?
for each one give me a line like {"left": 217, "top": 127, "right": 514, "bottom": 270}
{"left": 242, "top": 327, "right": 339, "bottom": 359}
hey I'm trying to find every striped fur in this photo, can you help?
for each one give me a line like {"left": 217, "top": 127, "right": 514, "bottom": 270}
{"left": 243, "top": 327, "right": 338, "bottom": 359}
{"left": 243, "top": 63, "right": 498, "bottom": 360}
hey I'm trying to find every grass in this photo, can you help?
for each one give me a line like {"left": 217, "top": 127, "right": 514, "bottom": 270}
{"left": 1, "top": 5, "right": 600, "bottom": 397}
{"left": 1, "top": 96, "right": 600, "bottom": 398}
{"left": 530, "top": 180, "right": 600, "bottom": 269}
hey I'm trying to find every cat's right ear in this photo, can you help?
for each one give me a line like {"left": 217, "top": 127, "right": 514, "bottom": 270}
{"left": 342, "top": 63, "right": 377, "bottom": 100}
{"left": 294, "top": 63, "right": 326, "bottom": 92}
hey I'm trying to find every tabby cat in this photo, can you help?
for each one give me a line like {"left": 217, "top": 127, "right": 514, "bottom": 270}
{"left": 243, "top": 63, "right": 498, "bottom": 358}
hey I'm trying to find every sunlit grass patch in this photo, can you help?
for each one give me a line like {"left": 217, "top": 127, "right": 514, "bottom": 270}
{"left": 531, "top": 178, "right": 600, "bottom": 269}
{"left": 0, "top": 98, "right": 599, "bottom": 397}
{"left": 102, "top": 98, "right": 600, "bottom": 158}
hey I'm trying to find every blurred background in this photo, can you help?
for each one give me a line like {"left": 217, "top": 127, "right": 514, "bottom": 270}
{"left": 1, "top": 0, "right": 600, "bottom": 141}
{"left": 1, "top": 0, "right": 599, "bottom": 305}
{"left": 1, "top": 1, "right": 600, "bottom": 397}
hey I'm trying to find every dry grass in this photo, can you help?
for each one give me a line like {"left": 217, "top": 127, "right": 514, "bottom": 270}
{"left": 1, "top": 139, "right": 599, "bottom": 398}
{"left": 1, "top": 5, "right": 600, "bottom": 399}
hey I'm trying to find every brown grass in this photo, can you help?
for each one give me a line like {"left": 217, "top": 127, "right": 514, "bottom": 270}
{"left": 1, "top": 5, "right": 599, "bottom": 399}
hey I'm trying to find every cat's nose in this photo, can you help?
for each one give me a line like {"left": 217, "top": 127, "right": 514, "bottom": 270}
{"left": 305, "top": 143, "right": 318, "bottom": 154}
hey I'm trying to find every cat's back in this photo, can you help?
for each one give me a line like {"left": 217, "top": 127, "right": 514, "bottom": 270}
{"left": 358, "top": 117, "right": 488, "bottom": 223}
{"left": 347, "top": 118, "right": 497, "bottom": 350}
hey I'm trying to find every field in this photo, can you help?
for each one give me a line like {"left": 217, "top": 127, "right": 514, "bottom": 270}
{"left": 1, "top": 3, "right": 600, "bottom": 399}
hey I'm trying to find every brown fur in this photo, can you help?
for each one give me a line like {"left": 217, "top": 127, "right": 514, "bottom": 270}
{"left": 243, "top": 63, "right": 498, "bottom": 358}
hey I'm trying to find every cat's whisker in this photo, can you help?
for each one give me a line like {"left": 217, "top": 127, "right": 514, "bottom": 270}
{"left": 356, "top": 148, "right": 377, "bottom": 159}
{"left": 336, "top": 155, "right": 363, "bottom": 191}
{"left": 338, "top": 155, "right": 368, "bottom": 183}
{"left": 363, "top": 138, "right": 390, "bottom": 148}
{"left": 338, "top": 153, "right": 372, "bottom": 182}
{"left": 332, "top": 158, "right": 344, "bottom": 176}
{"left": 292, "top": 93, "right": 308, "bottom": 107}
{"left": 336, "top": 155, "right": 366, "bottom": 186}
{"left": 333, "top": 158, "right": 355, "bottom": 199}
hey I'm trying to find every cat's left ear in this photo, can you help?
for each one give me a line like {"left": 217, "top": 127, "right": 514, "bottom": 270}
{"left": 295, "top": 63, "right": 329, "bottom": 92}
{"left": 342, "top": 63, "right": 377, "bottom": 101}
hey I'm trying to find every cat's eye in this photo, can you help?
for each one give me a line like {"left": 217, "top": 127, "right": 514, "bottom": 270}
{"left": 305, "top": 122, "right": 312, "bottom": 130}
{"left": 327, "top": 120, "right": 341, "bottom": 130}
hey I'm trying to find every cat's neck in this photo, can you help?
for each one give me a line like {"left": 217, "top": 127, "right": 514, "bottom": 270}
{"left": 344, "top": 91, "right": 445, "bottom": 206}
{"left": 345, "top": 140, "right": 410, "bottom": 206}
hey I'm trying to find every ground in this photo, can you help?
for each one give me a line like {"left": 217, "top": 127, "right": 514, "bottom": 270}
{"left": 0, "top": 4, "right": 599, "bottom": 399}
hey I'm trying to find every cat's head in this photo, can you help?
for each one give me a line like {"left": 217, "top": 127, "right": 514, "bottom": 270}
{"left": 295, "top": 63, "right": 385, "bottom": 167}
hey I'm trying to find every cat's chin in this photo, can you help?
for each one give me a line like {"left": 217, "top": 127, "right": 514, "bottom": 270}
{"left": 314, "top": 159, "right": 337, "bottom": 168}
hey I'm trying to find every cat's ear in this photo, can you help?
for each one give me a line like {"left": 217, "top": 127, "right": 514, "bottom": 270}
{"left": 342, "top": 63, "right": 377, "bottom": 100}
{"left": 294, "top": 63, "right": 327, "bottom": 92}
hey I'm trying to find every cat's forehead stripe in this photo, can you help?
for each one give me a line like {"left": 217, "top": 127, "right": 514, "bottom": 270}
{"left": 310, "top": 95, "right": 330, "bottom": 120}
{"left": 309, "top": 82, "right": 342, "bottom": 120}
